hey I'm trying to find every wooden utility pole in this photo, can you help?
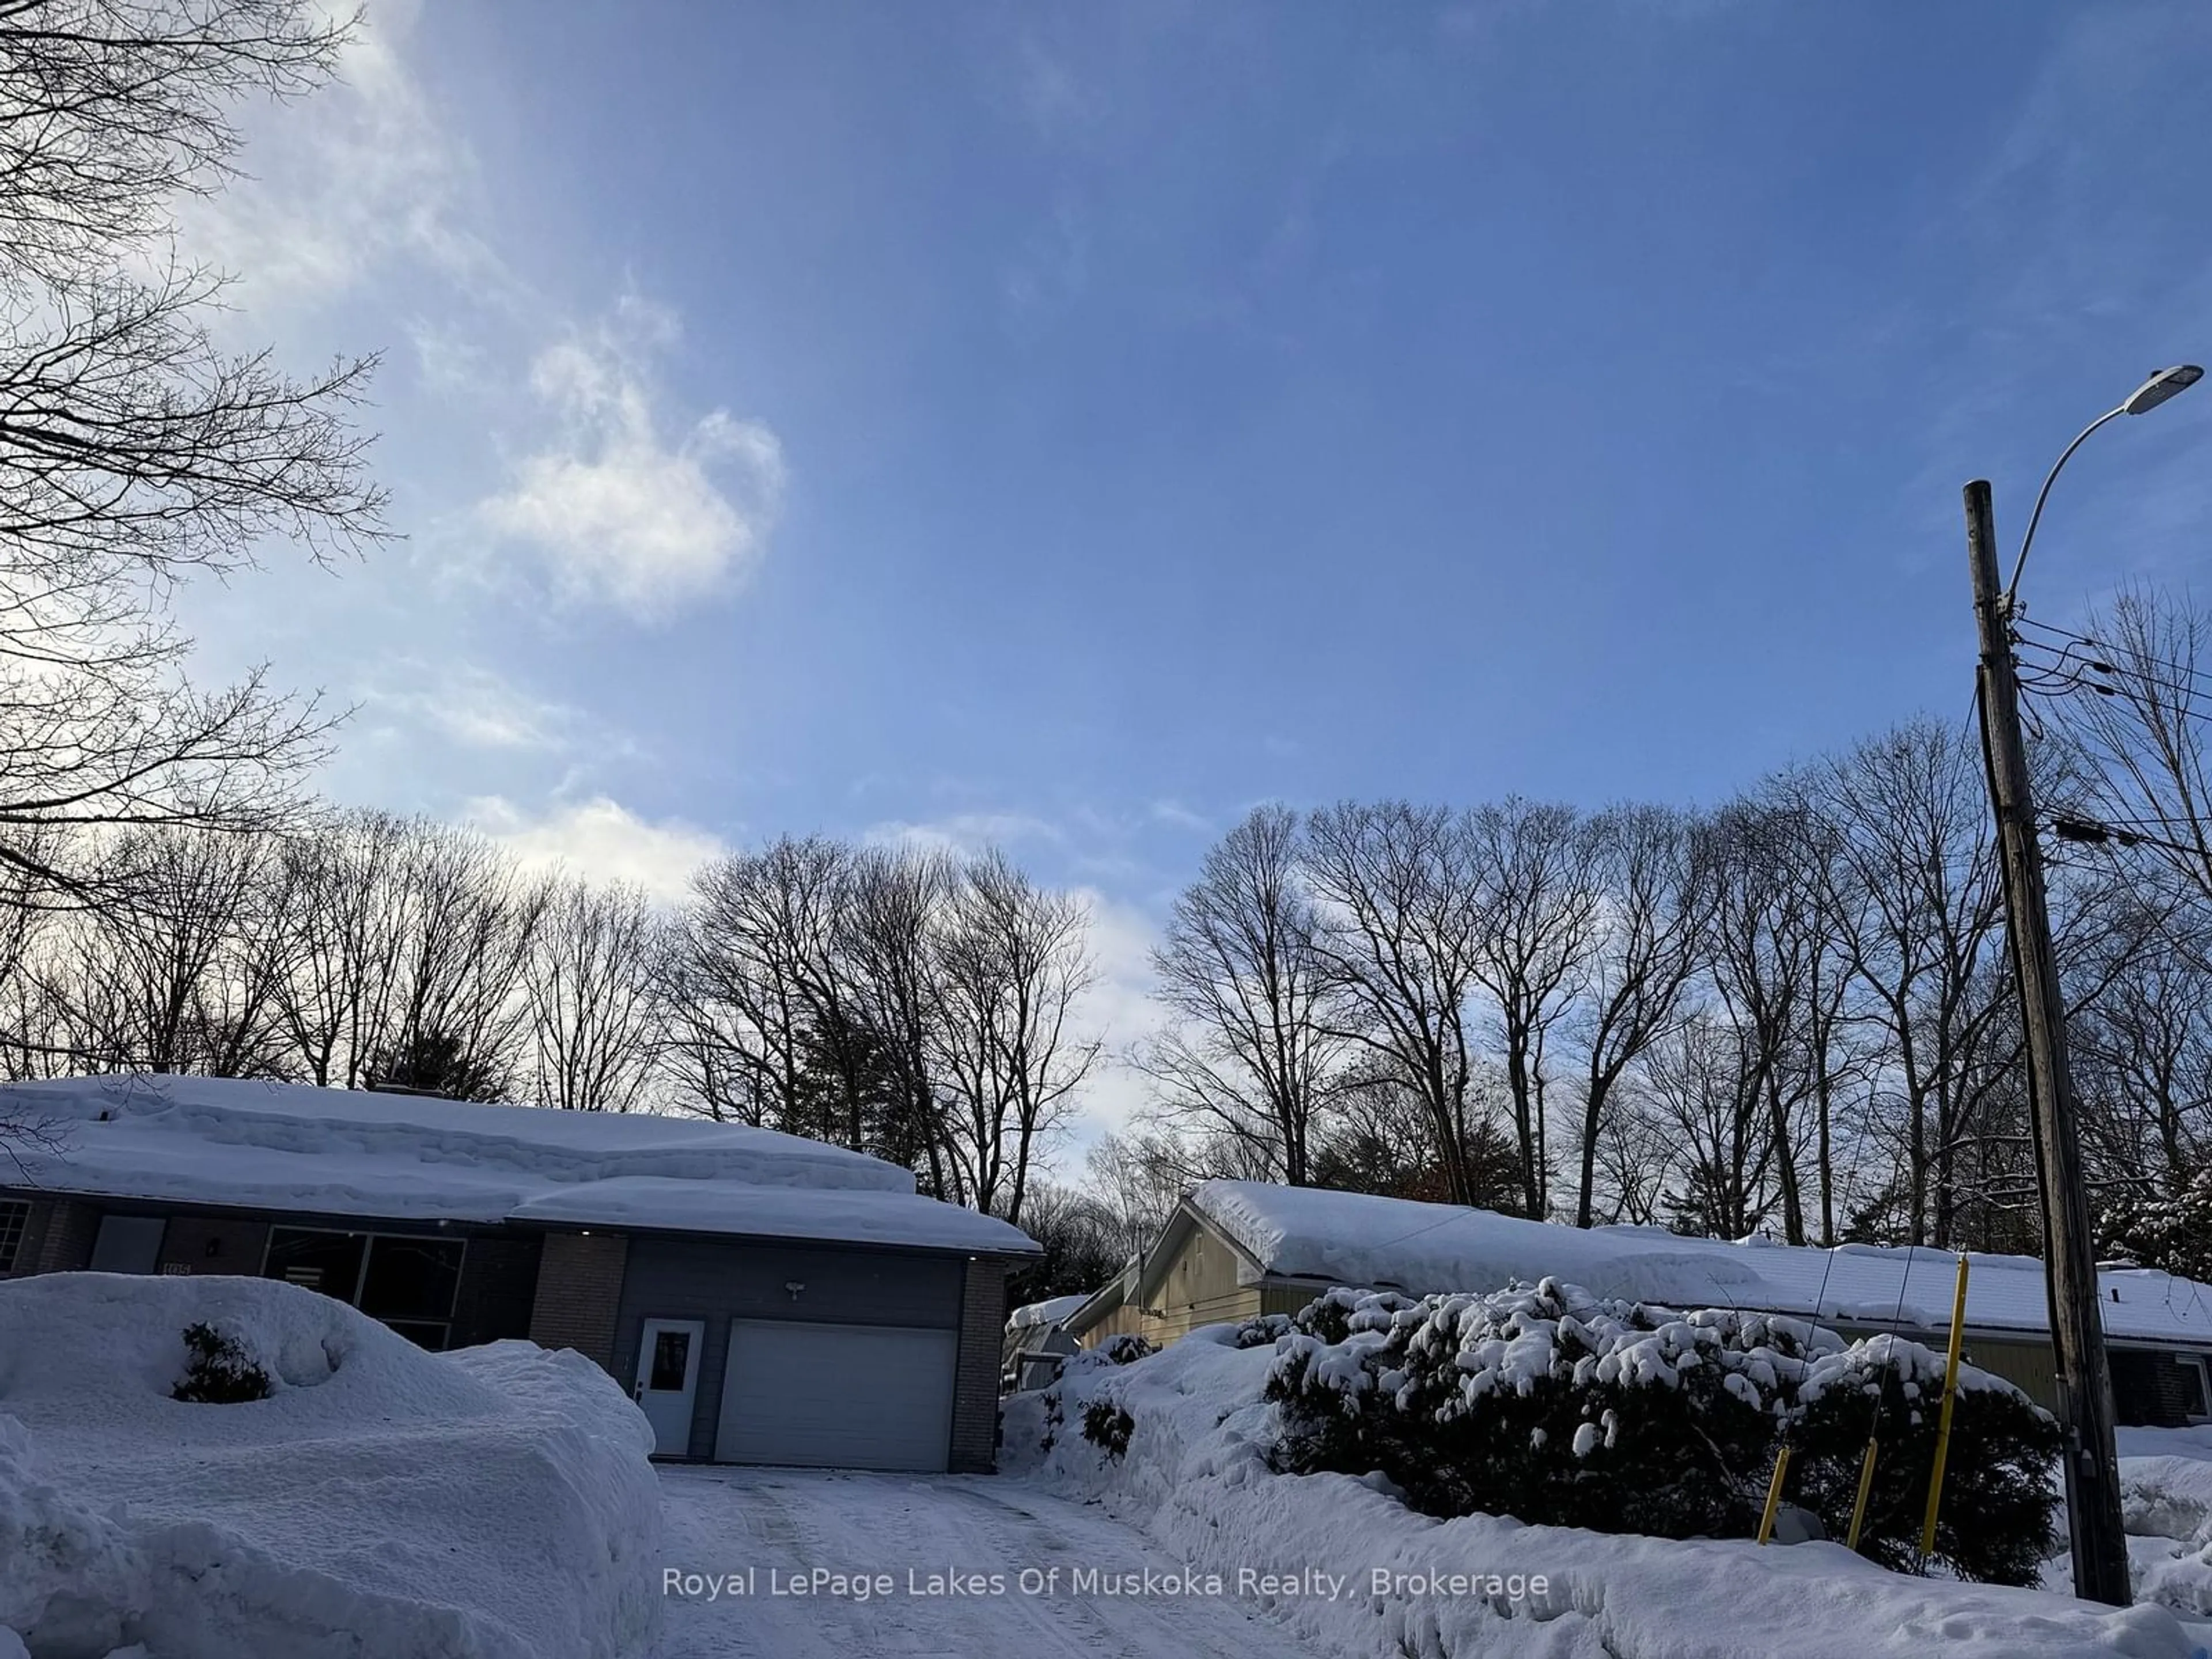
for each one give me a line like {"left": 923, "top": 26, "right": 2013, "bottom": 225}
{"left": 1965, "top": 478, "right": 2131, "bottom": 1606}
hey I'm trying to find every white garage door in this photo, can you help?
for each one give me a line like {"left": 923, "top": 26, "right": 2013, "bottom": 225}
{"left": 714, "top": 1320, "right": 959, "bottom": 1472}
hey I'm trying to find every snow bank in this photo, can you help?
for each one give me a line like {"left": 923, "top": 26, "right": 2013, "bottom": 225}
{"left": 0, "top": 1073, "right": 1035, "bottom": 1255}
{"left": 0, "top": 1273, "right": 662, "bottom": 1658}
{"left": 2116, "top": 1424, "right": 2212, "bottom": 1618}
{"left": 1190, "top": 1179, "right": 2212, "bottom": 1344}
{"left": 1004, "top": 1324, "right": 2194, "bottom": 1659}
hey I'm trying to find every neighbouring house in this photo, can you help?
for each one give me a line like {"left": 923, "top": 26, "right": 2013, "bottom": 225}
{"left": 0, "top": 1074, "right": 1037, "bottom": 1473}
{"left": 1066, "top": 1179, "right": 2212, "bottom": 1429}
{"left": 999, "top": 1291, "right": 1086, "bottom": 1391}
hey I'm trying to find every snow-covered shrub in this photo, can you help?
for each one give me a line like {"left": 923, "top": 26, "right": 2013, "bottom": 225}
{"left": 1232, "top": 1312, "right": 1292, "bottom": 1349}
{"left": 171, "top": 1321, "right": 272, "bottom": 1404}
{"left": 1266, "top": 1281, "right": 2060, "bottom": 1584}
{"left": 1786, "top": 1334, "right": 2061, "bottom": 1584}
{"left": 1097, "top": 1333, "right": 1157, "bottom": 1365}
{"left": 1082, "top": 1399, "right": 1134, "bottom": 1460}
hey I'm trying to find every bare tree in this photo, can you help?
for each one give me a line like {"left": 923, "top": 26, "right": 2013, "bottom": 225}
{"left": 384, "top": 822, "right": 546, "bottom": 1096}
{"left": 524, "top": 876, "right": 662, "bottom": 1112}
{"left": 1137, "top": 805, "right": 1342, "bottom": 1185}
{"left": 47, "top": 823, "right": 284, "bottom": 1074}
{"left": 1303, "top": 800, "right": 1503, "bottom": 1209}
{"left": 1569, "top": 803, "right": 1708, "bottom": 1227}
{"left": 0, "top": 2, "right": 387, "bottom": 897}
{"left": 1465, "top": 798, "right": 1602, "bottom": 1218}
{"left": 839, "top": 845, "right": 956, "bottom": 1192}
{"left": 268, "top": 808, "right": 414, "bottom": 1086}
{"left": 931, "top": 851, "right": 1099, "bottom": 1225}
{"left": 661, "top": 837, "right": 849, "bottom": 1133}
{"left": 1819, "top": 721, "right": 2011, "bottom": 1247}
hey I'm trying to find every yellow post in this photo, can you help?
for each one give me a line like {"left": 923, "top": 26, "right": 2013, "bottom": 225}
{"left": 1919, "top": 1252, "right": 1972, "bottom": 1562}
{"left": 1756, "top": 1444, "right": 1793, "bottom": 1544}
{"left": 1846, "top": 1438, "right": 1880, "bottom": 1552}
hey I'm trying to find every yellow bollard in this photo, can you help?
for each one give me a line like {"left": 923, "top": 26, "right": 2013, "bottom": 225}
{"left": 1846, "top": 1437, "right": 1880, "bottom": 1552}
{"left": 1756, "top": 1444, "right": 1793, "bottom": 1544}
{"left": 1919, "top": 1253, "right": 1972, "bottom": 1564}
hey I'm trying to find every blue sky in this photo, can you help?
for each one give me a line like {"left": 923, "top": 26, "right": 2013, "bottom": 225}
{"left": 171, "top": 0, "right": 2212, "bottom": 1135}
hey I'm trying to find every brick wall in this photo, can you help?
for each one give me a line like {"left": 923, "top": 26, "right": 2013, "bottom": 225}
{"left": 951, "top": 1255, "right": 1011, "bottom": 1474}
{"left": 528, "top": 1232, "right": 628, "bottom": 1374}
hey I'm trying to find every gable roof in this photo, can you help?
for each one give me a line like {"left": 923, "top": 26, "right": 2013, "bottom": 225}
{"left": 0, "top": 1074, "right": 1037, "bottom": 1256}
{"left": 1183, "top": 1179, "right": 2212, "bottom": 1349}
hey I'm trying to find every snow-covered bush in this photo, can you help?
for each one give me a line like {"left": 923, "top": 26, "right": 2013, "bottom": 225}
{"left": 1786, "top": 1335, "right": 2061, "bottom": 1582}
{"left": 1081, "top": 1399, "right": 1134, "bottom": 1460}
{"left": 1096, "top": 1332, "right": 1157, "bottom": 1365}
{"left": 1231, "top": 1312, "right": 1291, "bottom": 1349}
{"left": 172, "top": 1320, "right": 273, "bottom": 1404}
{"left": 1266, "top": 1280, "right": 2059, "bottom": 1584}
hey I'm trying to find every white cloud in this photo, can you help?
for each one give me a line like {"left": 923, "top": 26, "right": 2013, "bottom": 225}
{"left": 361, "top": 661, "right": 592, "bottom": 753}
{"left": 862, "top": 811, "right": 1067, "bottom": 858}
{"left": 179, "top": 0, "right": 508, "bottom": 317}
{"left": 463, "top": 794, "right": 724, "bottom": 903}
{"left": 478, "top": 305, "right": 786, "bottom": 623}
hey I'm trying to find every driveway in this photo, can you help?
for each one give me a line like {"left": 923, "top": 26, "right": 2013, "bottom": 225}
{"left": 652, "top": 1465, "right": 1336, "bottom": 1658}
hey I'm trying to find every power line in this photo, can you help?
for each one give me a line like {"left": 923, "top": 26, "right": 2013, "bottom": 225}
{"left": 2013, "top": 616, "right": 2212, "bottom": 694}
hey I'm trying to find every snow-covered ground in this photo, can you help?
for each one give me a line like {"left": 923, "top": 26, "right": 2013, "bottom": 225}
{"left": 1, "top": 1272, "right": 662, "bottom": 1659}
{"left": 653, "top": 1467, "right": 1334, "bottom": 1659}
{"left": 1003, "top": 1328, "right": 2199, "bottom": 1659}
{"left": 2115, "top": 1422, "right": 2212, "bottom": 1622}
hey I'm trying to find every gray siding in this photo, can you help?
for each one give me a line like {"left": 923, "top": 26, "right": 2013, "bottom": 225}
{"left": 612, "top": 1236, "right": 964, "bottom": 1461}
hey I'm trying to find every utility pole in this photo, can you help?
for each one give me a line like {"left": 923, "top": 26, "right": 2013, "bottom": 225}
{"left": 1965, "top": 478, "right": 2131, "bottom": 1606}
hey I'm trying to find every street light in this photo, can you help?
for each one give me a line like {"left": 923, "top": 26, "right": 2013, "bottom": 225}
{"left": 2006, "top": 364, "right": 2202, "bottom": 604}
{"left": 1968, "top": 358, "right": 2201, "bottom": 1607}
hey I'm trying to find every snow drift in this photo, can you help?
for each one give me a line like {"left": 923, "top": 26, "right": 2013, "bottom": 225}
{"left": 0, "top": 1272, "right": 661, "bottom": 1659}
{"left": 1005, "top": 1323, "right": 2196, "bottom": 1659}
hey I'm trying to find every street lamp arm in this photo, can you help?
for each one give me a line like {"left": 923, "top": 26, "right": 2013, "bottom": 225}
{"left": 2005, "top": 403, "right": 2126, "bottom": 607}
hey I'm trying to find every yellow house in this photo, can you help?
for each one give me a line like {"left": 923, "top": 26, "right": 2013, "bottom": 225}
{"left": 1066, "top": 1179, "right": 2212, "bottom": 1429}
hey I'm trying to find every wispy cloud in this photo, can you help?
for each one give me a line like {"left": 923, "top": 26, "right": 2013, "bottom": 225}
{"left": 179, "top": 0, "right": 510, "bottom": 318}
{"left": 861, "top": 810, "right": 1067, "bottom": 858}
{"left": 478, "top": 297, "right": 787, "bottom": 623}
{"left": 358, "top": 661, "right": 604, "bottom": 755}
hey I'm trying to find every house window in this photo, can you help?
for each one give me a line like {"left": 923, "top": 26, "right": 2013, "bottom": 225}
{"left": 2181, "top": 1357, "right": 2211, "bottom": 1424}
{"left": 0, "top": 1199, "right": 27, "bottom": 1272}
{"left": 262, "top": 1228, "right": 466, "bottom": 1350}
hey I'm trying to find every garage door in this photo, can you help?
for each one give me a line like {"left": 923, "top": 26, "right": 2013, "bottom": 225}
{"left": 714, "top": 1320, "right": 959, "bottom": 1472}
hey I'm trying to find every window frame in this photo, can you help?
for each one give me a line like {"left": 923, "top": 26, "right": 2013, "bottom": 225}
{"left": 259, "top": 1224, "right": 469, "bottom": 1350}
{"left": 0, "top": 1198, "right": 28, "bottom": 1273}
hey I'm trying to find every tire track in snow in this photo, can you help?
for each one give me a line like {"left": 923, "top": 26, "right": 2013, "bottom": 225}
{"left": 652, "top": 1466, "right": 1337, "bottom": 1659}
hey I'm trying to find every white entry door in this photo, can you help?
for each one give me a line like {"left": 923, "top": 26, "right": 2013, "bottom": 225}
{"left": 633, "top": 1318, "right": 705, "bottom": 1457}
{"left": 714, "top": 1320, "right": 958, "bottom": 1472}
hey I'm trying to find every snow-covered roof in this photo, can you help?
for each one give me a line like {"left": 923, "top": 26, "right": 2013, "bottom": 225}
{"left": 1186, "top": 1179, "right": 2212, "bottom": 1348}
{"left": 0, "top": 1075, "right": 1037, "bottom": 1255}
{"left": 1006, "top": 1293, "right": 1088, "bottom": 1332}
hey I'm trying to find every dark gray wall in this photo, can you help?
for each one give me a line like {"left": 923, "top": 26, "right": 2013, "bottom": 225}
{"left": 612, "top": 1235, "right": 964, "bottom": 1461}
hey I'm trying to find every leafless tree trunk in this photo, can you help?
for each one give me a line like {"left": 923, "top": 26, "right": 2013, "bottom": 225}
{"left": 931, "top": 851, "right": 1098, "bottom": 1225}
{"left": 1570, "top": 803, "right": 1707, "bottom": 1227}
{"left": 1302, "top": 800, "right": 1500, "bottom": 1209}
{"left": 1137, "top": 804, "right": 1342, "bottom": 1186}
{"left": 523, "top": 877, "right": 662, "bottom": 1112}
{"left": 1466, "top": 798, "right": 1601, "bottom": 1219}
{"left": 1817, "top": 720, "right": 2010, "bottom": 1247}
{"left": 839, "top": 846, "right": 956, "bottom": 1194}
